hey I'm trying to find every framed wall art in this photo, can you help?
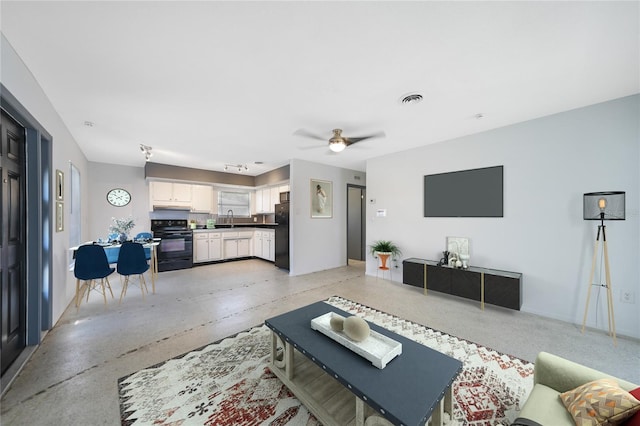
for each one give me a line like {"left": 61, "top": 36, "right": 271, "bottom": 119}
{"left": 55, "top": 169, "right": 64, "bottom": 201}
{"left": 311, "top": 179, "right": 332, "bottom": 218}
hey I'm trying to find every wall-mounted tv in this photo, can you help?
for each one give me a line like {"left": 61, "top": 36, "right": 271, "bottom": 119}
{"left": 424, "top": 165, "right": 503, "bottom": 217}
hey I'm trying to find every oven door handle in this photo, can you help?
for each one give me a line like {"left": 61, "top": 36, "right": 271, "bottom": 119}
{"left": 157, "top": 233, "right": 193, "bottom": 238}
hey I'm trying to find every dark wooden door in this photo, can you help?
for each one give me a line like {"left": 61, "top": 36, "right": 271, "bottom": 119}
{"left": 1, "top": 109, "right": 27, "bottom": 375}
{"left": 347, "top": 186, "right": 365, "bottom": 261}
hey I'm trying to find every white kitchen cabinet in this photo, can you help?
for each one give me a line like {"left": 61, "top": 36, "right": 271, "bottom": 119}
{"left": 261, "top": 230, "right": 275, "bottom": 262}
{"left": 191, "top": 185, "right": 213, "bottom": 213}
{"left": 223, "top": 239, "right": 238, "bottom": 259}
{"left": 172, "top": 183, "right": 192, "bottom": 202}
{"left": 150, "top": 181, "right": 192, "bottom": 207}
{"left": 253, "top": 183, "right": 289, "bottom": 214}
{"left": 224, "top": 239, "right": 250, "bottom": 258}
{"left": 254, "top": 190, "right": 263, "bottom": 214}
{"left": 261, "top": 188, "right": 271, "bottom": 213}
{"left": 270, "top": 187, "right": 280, "bottom": 211}
{"left": 238, "top": 238, "right": 250, "bottom": 257}
{"left": 255, "top": 188, "right": 272, "bottom": 213}
{"left": 222, "top": 231, "right": 252, "bottom": 259}
{"left": 194, "top": 232, "right": 222, "bottom": 263}
{"left": 254, "top": 231, "right": 263, "bottom": 257}
{"left": 151, "top": 181, "right": 173, "bottom": 202}
{"left": 252, "top": 229, "right": 274, "bottom": 261}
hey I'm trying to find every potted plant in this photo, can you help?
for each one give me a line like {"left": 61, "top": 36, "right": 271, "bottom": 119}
{"left": 369, "top": 240, "right": 402, "bottom": 270}
{"left": 109, "top": 216, "right": 136, "bottom": 242}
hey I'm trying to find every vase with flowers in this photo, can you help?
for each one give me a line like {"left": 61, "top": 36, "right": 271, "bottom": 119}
{"left": 109, "top": 217, "right": 135, "bottom": 243}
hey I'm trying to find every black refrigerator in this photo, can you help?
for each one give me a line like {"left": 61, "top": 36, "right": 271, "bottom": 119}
{"left": 275, "top": 203, "right": 289, "bottom": 270}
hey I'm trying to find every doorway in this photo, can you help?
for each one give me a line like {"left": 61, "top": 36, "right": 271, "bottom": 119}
{"left": 347, "top": 185, "right": 366, "bottom": 264}
{"left": 1, "top": 109, "right": 27, "bottom": 375}
{"left": 1, "top": 88, "right": 53, "bottom": 390}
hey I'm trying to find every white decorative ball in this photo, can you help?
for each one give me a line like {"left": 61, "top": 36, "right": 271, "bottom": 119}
{"left": 330, "top": 314, "right": 344, "bottom": 332}
{"left": 343, "top": 316, "right": 370, "bottom": 342}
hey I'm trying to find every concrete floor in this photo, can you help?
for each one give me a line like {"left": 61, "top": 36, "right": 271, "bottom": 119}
{"left": 1, "top": 259, "right": 638, "bottom": 425}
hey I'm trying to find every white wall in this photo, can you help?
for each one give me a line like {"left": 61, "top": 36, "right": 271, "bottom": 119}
{"left": 289, "top": 159, "right": 366, "bottom": 276}
{"left": 1, "top": 34, "right": 90, "bottom": 324}
{"left": 366, "top": 95, "right": 639, "bottom": 339}
{"left": 87, "top": 162, "right": 150, "bottom": 239}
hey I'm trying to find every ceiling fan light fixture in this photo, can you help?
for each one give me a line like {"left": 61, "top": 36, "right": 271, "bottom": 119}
{"left": 329, "top": 141, "right": 346, "bottom": 152}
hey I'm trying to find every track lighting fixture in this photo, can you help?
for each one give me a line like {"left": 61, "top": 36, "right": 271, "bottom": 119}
{"left": 224, "top": 164, "right": 249, "bottom": 173}
{"left": 140, "top": 144, "right": 153, "bottom": 162}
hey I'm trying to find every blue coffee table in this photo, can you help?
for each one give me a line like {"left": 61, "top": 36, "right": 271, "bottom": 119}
{"left": 265, "top": 301, "right": 462, "bottom": 426}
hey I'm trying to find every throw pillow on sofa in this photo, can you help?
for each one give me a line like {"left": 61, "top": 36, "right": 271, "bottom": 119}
{"left": 560, "top": 379, "right": 640, "bottom": 426}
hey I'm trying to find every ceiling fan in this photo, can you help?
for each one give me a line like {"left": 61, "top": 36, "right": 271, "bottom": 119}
{"left": 295, "top": 128, "right": 385, "bottom": 153}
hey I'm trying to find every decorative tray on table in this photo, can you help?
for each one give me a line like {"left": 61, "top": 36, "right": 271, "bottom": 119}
{"left": 310, "top": 312, "right": 402, "bottom": 369}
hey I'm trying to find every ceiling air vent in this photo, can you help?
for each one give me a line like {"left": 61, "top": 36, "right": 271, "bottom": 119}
{"left": 400, "top": 93, "right": 423, "bottom": 105}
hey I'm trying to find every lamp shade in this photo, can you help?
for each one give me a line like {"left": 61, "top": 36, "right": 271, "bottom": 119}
{"left": 583, "top": 191, "right": 625, "bottom": 220}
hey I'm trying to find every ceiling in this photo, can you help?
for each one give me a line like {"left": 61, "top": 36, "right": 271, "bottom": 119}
{"left": 1, "top": 1, "right": 638, "bottom": 176}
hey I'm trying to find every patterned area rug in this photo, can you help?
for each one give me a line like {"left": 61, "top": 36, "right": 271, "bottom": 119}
{"left": 118, "top": 296, "right": 534, "bottom": 425}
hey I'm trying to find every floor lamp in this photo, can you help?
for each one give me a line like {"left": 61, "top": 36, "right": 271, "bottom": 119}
{"left": 581, "top": 191, "right": 625, "bottom": 345}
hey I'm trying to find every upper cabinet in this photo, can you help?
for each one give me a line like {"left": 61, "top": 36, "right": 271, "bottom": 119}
{"left": 150, "top": 182, "right": 192, "bottom": 207}
{"left": 254, "top": 183, "right": 288, "bottom": 213}
{"left": 191, "top": 185, "right": 214, "bottom": 213}
{"left": 270, "top": 186, "right": 280, "bottom": 209}
{"left": 149, "top": 182, "right": 215, "bottom": 213}
{"left": 150, "top": 180, "right": 287, "bottom": 214}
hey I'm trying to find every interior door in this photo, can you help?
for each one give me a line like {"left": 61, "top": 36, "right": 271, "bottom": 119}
{"left": 1, "top": 109, "right": 27, "bottom": 375}
{"left": 347, "top": 185, "right": 366, "bottom": 261}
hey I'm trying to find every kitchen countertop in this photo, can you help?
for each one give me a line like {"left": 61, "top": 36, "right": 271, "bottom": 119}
{"left": 192, "top": 224, "right": 277, "bottom": 232}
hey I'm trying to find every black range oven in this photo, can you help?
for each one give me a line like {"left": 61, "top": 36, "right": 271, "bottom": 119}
{"left": 151, "top": 219, "right": 193, "bottom": 272}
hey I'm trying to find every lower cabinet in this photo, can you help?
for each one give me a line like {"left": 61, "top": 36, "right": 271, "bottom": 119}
{"left": 223, "top": 231, "right": 252, "bottom": 259}
{"left": 194, "top": 232, "right": 222, "bottom": 263}
{"left": 254, "top": 231, "right": 263, "bottom": 258}
{"left": 262, "top": 230, "right": 275, "bottom": 262}
{"left": 195, "top": 228, "right": 275, "bottom": 263}
{"left": 253, "top": 230, "right": 275, "bottom": 261}
{"left": 402, "top": 258, "right": 522, "bottom": 310}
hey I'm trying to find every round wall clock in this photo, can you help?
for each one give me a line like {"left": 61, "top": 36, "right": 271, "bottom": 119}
{"left": 107, "top": 188, "right": 131, "bottom": 207}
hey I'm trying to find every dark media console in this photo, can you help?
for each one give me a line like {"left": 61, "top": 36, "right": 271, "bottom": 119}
{"left": 402, "top": 258, "right": 522, "bottom": 310}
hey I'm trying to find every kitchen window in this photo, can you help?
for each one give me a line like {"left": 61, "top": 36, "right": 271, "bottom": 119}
{"left": 218, "top": 191, "right": 250, "bottom": 217}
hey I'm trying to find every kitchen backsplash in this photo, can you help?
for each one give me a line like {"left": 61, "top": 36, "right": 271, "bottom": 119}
{"left": 148, "top": 210, "right": 275, "bottom": 226}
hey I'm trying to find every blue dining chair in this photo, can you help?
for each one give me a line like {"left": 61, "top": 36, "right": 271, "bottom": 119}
{"left": 117, "top": 242, "right": 150, "bottom": 303}
{"left": 135, "top": 232, "right": 152, "bottom": 240}
{"left": 74, "top": 244, "right": 116, "bottom": 307}
{"left": 134, "top": 232, "right": 153, "bottom": 259}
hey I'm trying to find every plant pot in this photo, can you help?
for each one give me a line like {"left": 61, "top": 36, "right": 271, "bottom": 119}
{"left": 376, "top": 252, "right": 391, "bottom": 270}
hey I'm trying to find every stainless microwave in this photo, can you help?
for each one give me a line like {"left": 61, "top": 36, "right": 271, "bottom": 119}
{"left": 279, "top": 191, "right": 290, "bottom": 203}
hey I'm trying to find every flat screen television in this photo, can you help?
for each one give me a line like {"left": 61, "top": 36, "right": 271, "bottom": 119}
{"left": 424, "top": 165, "right": 503, "bottom": 217}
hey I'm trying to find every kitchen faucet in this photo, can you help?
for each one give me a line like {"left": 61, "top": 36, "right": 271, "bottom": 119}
{"left": 227, "top": 209, "right": 234, "bottom": 227}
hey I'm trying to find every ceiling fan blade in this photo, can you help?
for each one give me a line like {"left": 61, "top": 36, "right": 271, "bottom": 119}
{"left": 297, "top": 144, "right": 326, "bottom": 150}
{"left": 293, "top": 128, "right": 326, "bottom": 141}
{"left": 344, "top": 131, "right": 386, "bottom": 146}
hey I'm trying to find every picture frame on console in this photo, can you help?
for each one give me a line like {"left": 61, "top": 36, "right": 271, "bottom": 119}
{"left": 310, "top": 179, "right": 332, "bottom": 218}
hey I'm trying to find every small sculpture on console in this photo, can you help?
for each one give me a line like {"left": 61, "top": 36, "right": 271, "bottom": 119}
{"left": 448, "top": 252, "right": 459, "bottom": 268}
{"left": 439, "top": 251, "right": 450, "bottom": 266}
